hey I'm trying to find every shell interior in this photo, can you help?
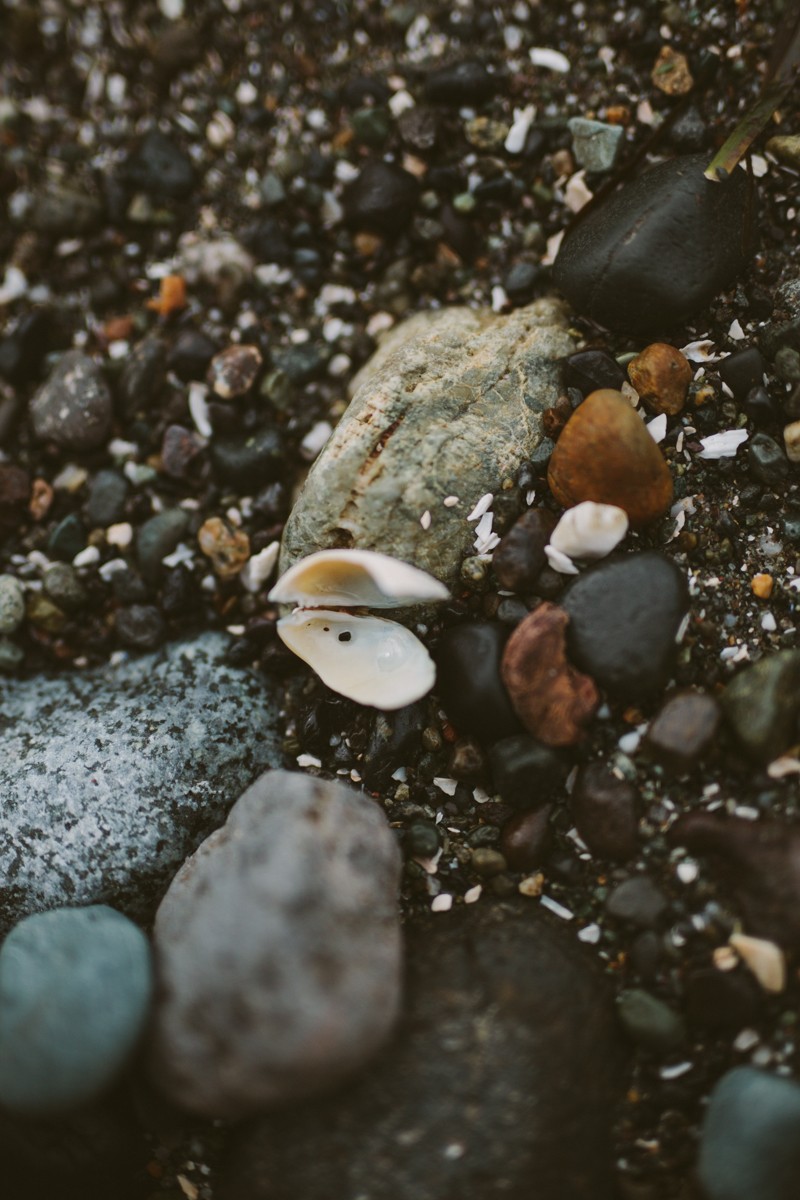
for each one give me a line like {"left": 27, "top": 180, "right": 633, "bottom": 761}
{"left": 276, "top": 608, "right": 436, "bottom": 710}
{"left": 269, "top": 548, "right": 450, "bottom": 609}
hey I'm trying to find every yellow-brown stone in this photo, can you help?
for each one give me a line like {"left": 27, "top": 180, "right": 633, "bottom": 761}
{"left": 628, "top": 342, "right": 692, "bottom": 416}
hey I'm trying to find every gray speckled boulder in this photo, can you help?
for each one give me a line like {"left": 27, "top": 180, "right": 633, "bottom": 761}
{"left": 279, "top": 299, "right": 576, "bottom": 587}
{"left": 0, "top": 635, "right": 282, "bottom": 932}
{"left": 220, "top": 902, "right": 626, "bottom": 1200}
{"left": 148, "top": 769, "right": 403, "bottom": 1119}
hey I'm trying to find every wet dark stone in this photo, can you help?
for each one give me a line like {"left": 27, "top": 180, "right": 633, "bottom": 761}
{"left": 561, "top": 553, "right": 689, "bottom": 701}
{"left": 783, "top": 506, "right": 800, "bottom": 545}
{"left": 405, "top": 821, "right": 439, "bottom": 859}
{"left": 397, "top": 106, "right": 439, "bottom": 153}
{"left": 244, "top": 218, "right": 292, "bottom": 265}
{"left": 606, "top": 876, "right": 668, "bottom": 928}
{"left": 424, "top": 60, "right": 497, "bottom": 106}
{"left": 644, "top": 688, "right": 721, "bottom": 771}
{"left": 220, "top": 903, "right": 625, "bottom": 1200}
{"left": 628, "top": 931, "right": 662, "bottom": 981}
{"left": 744, "top": 385, "right": 780, "bottom": 427}
{"left": 0, "top": 465, "right": 30, "bottom": 534}
{"left": 167, "top": 329, "right": 219, "bottom": 382}
{"left": 339, "top": 76, "right": 391, "bottom": 108}
{"left": 30, "top": 351, "right": 113, "bottom": 453}
{"left": 718, "top": 346, "right": 765, "bottom": 400}
{"left": 504, "top": 262, "right": 541, "bottom": 304}
{"left": 28, "top": 186, "right": 104, "bottom": 237}
{"left": 0, "top": 310, "right": 52, "bottom": 386}
{"left": 136, "top": 509, "right": 190, "bottom": 584}
{"left": 436, "top": 622, "right": 522, "bottom": 744}
{"left": 493, "top": 508, "right": 557, "bottom": 593}
{"left": 699, "top": 1067, "right": 800, "bottom": 1200}
{"left": 439, "top": 204, "right": 478, "bottom": 261}
{"left": 86, "top": 470, "right": 129, "bottom": 528}
{"left": 272, "top": 343, "right": 329, "bottom": 386}
{"left": 210, "top": 427, "right": 285, "bottom": 489}
{"left": 161, "top": 424, "right": 204, "bottom": 479}
{"left": 563, "top": 349, "right": 627, "bottom": 396}
{"left": 490, "top": 734, "right": 570, "bottom": 809}
{"left": 117, "top": 334, "right": 167, "bottom": 417}
{"left": 115, "top": 605, "right": 167, "bottom": 651}
{"left": 554, "top": 153, "right": 754, "bottom": 334}
{"left": 668, "top": 104, "right": 709, "bottom": 153}
{"left": 361, "top": 703, "right": 426, "bottom": 789}
{"left": 118, "top": 129, "right": 196, "bottom": 200}
{"left": 500, "top": 806, "right": 552, "bottom": 870}
{"left": 343, "top": 161, "right": 419, "bottom": 236}
{"left": 748, "top": 432, "right": 792, "bottom": 488}
{"left": 721, "top": 650, "right": 800, "bottom": 763}
{"left": 47, "top": 514, "right": 86, "bottom": 562}
{"left": 161, "top": 566, "right": 196, "bottom": 617}
{"left": 684, "top": 967, "right": 761, "bottom": 1032}
{"left": 571, "top": 762, "right": 639, "bottom": 861}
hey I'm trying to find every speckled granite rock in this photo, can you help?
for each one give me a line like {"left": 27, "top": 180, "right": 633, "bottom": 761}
{"left": 0, "top": 635, "right": 281, "bottom": 932}
{"left": 220, "top": 903, "right": 626, "bottom": 1200}
{"left": 148, "top": 770, "right": 402, "bottom": 1119}
{"left": 279, "top": 299, "right": 577, "bottom": 588}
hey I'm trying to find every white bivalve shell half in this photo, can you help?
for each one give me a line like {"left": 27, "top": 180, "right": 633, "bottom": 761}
{"left": 269, "top": 548, "right": 450, "bottom": 609}
{"left": 276, "top": 608, "right": 436, "bottom": 710}
{"left": 545, "top": 502, "right": 628, "bottom": 575}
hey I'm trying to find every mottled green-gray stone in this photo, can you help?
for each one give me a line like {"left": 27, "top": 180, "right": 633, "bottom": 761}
{"left": 617, "top": 988, "right": 685, "bottom": 1050}
{"left": 0, "top": 905, "right": 153, "bottom": 1115}
{"left": 279, "top": 299, "right": 576, "bottom": 588}
{"left": 0, "top": 574, "right": 24, "bottom": 634}
{"left": 136, "top": 508, "right": 190, "bottom": 582}
{"left": 721, "top": 650, "right": 800, "bottom": 763}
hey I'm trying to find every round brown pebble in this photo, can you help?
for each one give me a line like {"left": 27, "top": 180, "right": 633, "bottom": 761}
{"left": 644, "top": 688, "right": 721, "bottom": 772}
{"left": 628, "top": 342, "right": 692, "bottom": 416}
{"left": 500, "top": 601, "right": 599, "bottom": 747}
{"left": 500, "top": 805, "right": 552, "bottom": 871}
{"left": 547, "top": 389, "right": 673, "bottom": 527}
{"left": 492, "top": 508, "right": 557, "bottom": 593}
{"left": 207, "top": 344, "right": 263, "bottom": 400}
{"left": 198, "top": 517, "right": 251, "bottom": 580}
{"left": 571, "top": 762, "right": 639, "bottom": 862}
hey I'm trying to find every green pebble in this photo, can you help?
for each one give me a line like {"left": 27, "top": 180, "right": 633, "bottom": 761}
{"left": 617, "top": 988, "right": 685, "bottom": 1051}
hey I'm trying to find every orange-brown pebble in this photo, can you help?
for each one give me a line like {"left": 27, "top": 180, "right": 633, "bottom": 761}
{"left": 628, "top": 342, "right": 692, "bottom": 415}
{"left": 198, "top": 517, "right": 250, "bottom": 580}
{"left": 751, "top": 573, "right": 774, "bottom": 600}
{"left": 547, "top": 388, "right": 674, "bottom": 527}
{"left": 500, "top": 601, "right": 599, "bottom": 747}
{"left": 651, "top": 45, "right": 694, "bottom": 96}
{"left": 146, "top": 274, "right": 187, "bottom": 317}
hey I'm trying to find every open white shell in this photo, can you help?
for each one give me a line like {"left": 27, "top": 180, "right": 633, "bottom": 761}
{"left": 269, "top": 548, "right": 450, "bottom": 609}
{"left": 547, "top": 501, "right": 628, "bottom": 565}
{"left": 276, "top": 608, "right": 436, "bottom": 710}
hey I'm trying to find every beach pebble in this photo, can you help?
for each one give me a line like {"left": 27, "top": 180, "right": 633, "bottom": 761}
{"left": 500, "top": 806, "right": 553, "bottom": 870}
{"left": 644, "top": 688, "right": 721, "bottom": 771}
{"left": 617, "top": 989, "right": 685, "bottom": 1050}
{"left": 493, "top": 507, "right": 557, "bottom": 592}
{"left": 567, "top": 117, "right": 624, "bottom": 173}
{"left": 343, "top": 160, "right": 419, "bottom": 235}
{"left": 563, "top": 348, "right": 627, "bottom": 395}
{"left": 490, "top": 733, "right": 570, "bottom": 808}
{"left": 424, "top": 60, "right": 497, "bottom": 106}
{"left": 0, "top": 906, "right": 152, "bottom": 1114}
{"left": 0, "top": 575, "right": 25, "bottom": 634}
{"left": 699, "top": 1068, "right": 800, "bottom": 1200}
{"left": 721, "top": 650, "right": 800, "bottom": 762}
{"left": 547, "top": 389, "right": 673, "bottom": 527}
{"left": 718, "top": 345, "right": 765, "bottom": 400}
{"left": 208, "top": 344, "right": 263, "bottom": 399}
{"left": 561, "top": 552, "right": 689, "bottom": 700}
{"left": 571, "top": 762, "right": 639, "bottom": 861}
{"left": 30, "top": 351, "right": 113, "bottom": 453}
{"left": 436, "top": 622, "right": 522, "bottom": 743}
{"left": 501, "top": 602, "right": 599, "bottom": 746}
{"left": 220, "top": 904, "right": 625, "bottom": 1200}
{"left": 606, "top": 876, "right": 668, "bottom": 928}
{"left": 148, "top": 770, "right": 402, "bottom": 1118}
{"left": 628, "top": 342, "right": 692, "bottom": 415}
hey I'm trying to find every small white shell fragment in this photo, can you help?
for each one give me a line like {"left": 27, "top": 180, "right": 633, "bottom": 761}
{"left": 784, "top": 420, "right": 800, "bottom": 463}
{"left": 548, "top": 501, "right": 628, "bottom": 565}
{"left": 431, "top": 893, "right": 453, "bottom": 913}
{"left": 647, "top": 412, "right": 668, "bottom": 443}
{"left": 529, "top": 46, "right": 571, "bottom": 72}
{"left": 565, "top": 170, "right": 593, "bottom": 213}
{"left": 697, "top": 429, "right": 749, "bottom": 459}
{"left": 433, "top": 777, "right": 458, "bottom": 796}
{"left": 300, "top": 421, "right": 333, "bottom": 461}
{"left": 464, "top": 884, "right": 482, "bottom": 904}
{"left": 467, "top": 493, "right": 494, "bottom": 522}
{"left": 542, "top": 229, "right": 565, "bottom": 265}
{"left": 443, "top": 496, "right": 459, "bottom": 507}
{"left": 577, "top": 923, "right": 601, "bottom": 944}
{"left": 275, "top": 608, "right": 437, "bottom": 710}
{"left": 504, "top": 104, "right": 536, "bottom": 155}
{"left": 680, "top": 338, "right": 724, "bottom": 363}
{"left": 240, "top": 542, "right": 280, "bottom": 593}
{"left": 544, "top": 545, "right": 580, "bottom": 575}
{"left": 729, "top": 933, "right": 786, "bottom": 994}
{"left": 420, "top": 510, "right": 432, "bottom": 530}
{"left": 269, "top": 548, "right": 450, "bottom": 609}
{"left": 728, "top": 318, "right": 745, "bottom": 340}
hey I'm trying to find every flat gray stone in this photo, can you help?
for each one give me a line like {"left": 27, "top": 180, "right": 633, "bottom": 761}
{"left": 279, "top": 299, "right": 576, "bottom": 589}
{"left": 148, "top": 769, "right": 402, "bottom": 1118}
{"left": 0, "top": 635, "right": 282, "bottom": 932}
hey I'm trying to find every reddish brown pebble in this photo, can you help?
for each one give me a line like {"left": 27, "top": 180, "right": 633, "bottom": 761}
{"left": 500, "top": 601, "right": 599, "bottom": 747}
{"left": 644, "top": 688, "right": 721, "bottom": 772}
{"left": 161, "top": 424, "right": 204, "bottom": 480}
{"left": 571, "top": 762, "right": 639, "bottom": 862}
{"left": 500, "top": 805, "right": 553, "bottom": 871}
{"left": 198, "top": 517, "right": 251, "bottom": 579}
{"left": 547, "top": 388, "right": 673, "bottom": 527}
{"left": 493, "top": 508, "right": 557, "bottom": 593}
{"left": 28, "top": 477, "right": 54, "bottom": 522}
{"left": 628, "top": 343, "right": 692, "bottom": 416}
{"left": 207, "top": 344, "right": 263, "bottom": 400}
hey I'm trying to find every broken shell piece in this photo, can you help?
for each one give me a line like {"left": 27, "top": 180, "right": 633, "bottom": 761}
{"left": 547, "top": 501, "right": 628, "bottom": 568}
{"left": 276, "top": 608, "right": 436, "bottom": 710}
{"left": 269, "top": 548, "right": 450, "bottom": 609}
{"left": 729, "top": 933, "right": 786, "bottom": 994}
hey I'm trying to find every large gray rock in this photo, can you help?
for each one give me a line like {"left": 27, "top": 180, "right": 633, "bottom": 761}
{"left": 0, "top": 635, "right": 282, "bottom": 932}
{"left": 221, "top": 903, "right": 626, "bottom": 1200}
{"left": 279, "top": 299, "right": 576, "bottom": 588}
{"left": 147, "top": 769, "right": 403, "bottom": 1118}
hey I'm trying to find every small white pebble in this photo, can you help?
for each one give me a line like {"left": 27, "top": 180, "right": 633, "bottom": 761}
{"left": 106, "top": 522, "right": 133, "bottom": 550}
{"left": 464, "top": 885, "right": 482, "bottom": 904}
{"left": 236, "top": 80, "right": 258, "bottom": 106}
{"left": 529, "top": 46, "right": 571, "bottom": 72}
{"left": 545, "top": 544, "right": 579, "bottom": 575}
{"left": 240, "top": 542, "right": 280, "bottom": 593}
{"left": 491, "top": 285, "right": 508, "bottom": 313}
{"left": 420, "top": 510, "right": 432, "bottom": 530}
{"left": 431, "top": 893, "right": 453, "bottom": 913}
{"left": 296, "top": 753, "right": 322, "bottom": 769}
{"left": 206, "top": 111, "right": 235, "bottom": 148}
{"left": 647, "top": 412, "right": 668, "bottom": 443}
{"left": 300, "top": 421, "right": 333, "bottom": 462}
{"left": 389, "top": 89, "right": 415, "bottom": 117}
{"left": 72, "top": 545, "right": 101, "bottom": 568}
{"left": 577, "top": 923, "right": 601, "bottom": 944}
{"left": 761, "top": 610, "right": 777, "bottom": 632}
{"left": 328, "top": 353, "right": 351, "bottom": 378}
{"left": 443, "top": 495, "right": 459, "bottom": 507}
{"left": 728, "top": 318, "right": 745, "bottom": 340}
{"left": 676, "top": 859, "right": 699, "bottom": 884}
{"left": 730, "top": 933, "right": 786, "bottom": 993}
{"left": 564, "top": 170, "right": 593, "bottom": 213}
{"left": 733, "top": 1028, "right": 760, "bottom": 1053}
{"left": 659, "top": 1062, "right": 694, "bottom": 1081}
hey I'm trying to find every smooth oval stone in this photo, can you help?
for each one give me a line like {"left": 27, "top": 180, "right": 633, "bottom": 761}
{"left": 436, "top": 622, "right": 522, "bottom": 743}
{"left": 343, "top": 161, "right": 419, "bottom": 235}
{"left": 628, "top": 342, "right": 692, "bottom": 415}
{"left": 571, "top": 762, "right": 639, "bottom": 861}
{"left": 644, "top": 687, "right": 721, "bottom": 770}
{"left": 720, "top": 650, "right": 800, "bottom": 763}
{"left": 30, "top": 350, "right": 113, "bottom": 453}
{"left": 560, "top": 552, "right": 688, "bottom": 701}
{"left": 547, "top": 389, "right": 673, "bottom": 527}
{"left": 490, "top": 734, "right": 570, "bottom": 809}
{"left": 492, "top": 507, "right": 557, "bottom": 592}
{"left": 617, "top": 988, "right": 685, "bottom": 1051}
{"left": 554, "top": 152, "right": 754, "bottom": 333}
{"left": 220, "top": 903, "right": 626, "bottom": 1200}
{"left": 699, "top": 1067, "right": 800, "bottom": 1200}
{"left": 148, "top": 770, "right": 402, "bottom": 1118}
{"left": 0, "top": 906, "right": 152, "bottom": 1115}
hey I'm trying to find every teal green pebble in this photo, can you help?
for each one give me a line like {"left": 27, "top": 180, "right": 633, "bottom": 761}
{"left": 0, "top": 905, "right": 153, "bottom": 1114}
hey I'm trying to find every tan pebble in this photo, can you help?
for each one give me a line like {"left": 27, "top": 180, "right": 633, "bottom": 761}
{"left": 207, "top": 344, "right": 263, "bottom": 400}
{"left": 198, "top": 517, "right": 251, "bottom": 580}
{"left": 628, "top": 343, "right": 692, "bottom": 416}
{"left": 28, "top": 478, "right": 54, "bottom": 522}
{"left": 712, "top": 945, "right": 739, "bottom": 972}
{"left": 651, "top": 45, "right": 694, "bottom": 96}
{"left": 751, "top": 573, "right": 774, "bottom": 599}
{"left": 518, "top": 872, "right": 545, "bottom": 897}
{"left": 547, "top": 388, "right": 673, "bottom": 527}
{"left": 729, "top": 932, "right": 786, "bottom": 993}
{"left": 784, "top": 420, "right": 800, "bottom": 463}
{"left": 501, "top": 601, "right": 599, "bottom": 747}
